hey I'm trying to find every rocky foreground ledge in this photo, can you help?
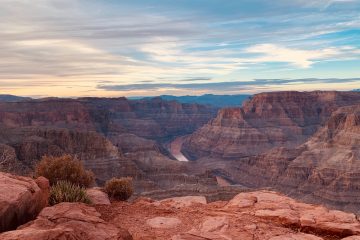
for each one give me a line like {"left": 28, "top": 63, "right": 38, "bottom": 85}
{"left": 2, "top": 172, "right": 360, "bottom": 240}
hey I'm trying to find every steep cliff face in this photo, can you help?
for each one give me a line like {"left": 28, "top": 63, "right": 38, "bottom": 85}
{"left": 0, "top": 97, "right": 216, "bottom": 188}
{"left": 0, "top": 99, "right": 95, "bottom": 130}
{"left": 224, "top": 104, "right": 360, "bottom": 212}
{"left": 0, "top": 127, "right": 139, "bottom": 183}
{"left": 183, "top": 91, "right": 360, "bottom": 159}
{"left": 0, "top": 97, "right": 216, "bottom": 140}
{"left": 278, "top": 104, "right": 360, "bottom": 211}
{"left": 81, "top": 97, "right": 217, "bottom": 140}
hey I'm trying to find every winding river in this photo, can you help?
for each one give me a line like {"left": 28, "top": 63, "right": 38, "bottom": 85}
{"left": 169, "top": 135, "right": 232, "bottom": 186}
{"left": 169, "top": 135, "right": 189, "bottom": 162}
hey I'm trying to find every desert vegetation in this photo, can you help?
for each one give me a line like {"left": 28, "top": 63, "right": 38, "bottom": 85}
{"left": 35, "top": 155, "right": 94, "bottom": 205}
{"left": 35, "top": 155, "right": 94, "bottom": 187}
{"left": 105, "top": 177, "right": 134, "bottom": 201}
{"left": 49, "top": 180, "right": 91, "bottom": 205}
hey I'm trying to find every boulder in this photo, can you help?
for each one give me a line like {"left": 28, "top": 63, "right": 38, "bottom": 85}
{"left": 86, "top": 188, "right": 110, "bottom": 205}
{"left": 0, "top": 172, "right": 49, "bottom": 232}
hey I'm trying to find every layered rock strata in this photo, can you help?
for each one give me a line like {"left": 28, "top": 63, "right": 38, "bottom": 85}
{"left": 183, "top": 91, "right": 360, "bottom": 159}
{"left": 0, "top": 97, "right": 216, "bottom": 188}
{"left": 220, "top": 104, "right": 360, "bottom": 212}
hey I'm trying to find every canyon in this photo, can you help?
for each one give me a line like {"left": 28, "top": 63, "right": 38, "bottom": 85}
{"left": 181, "top": 91, "right": 360, "bottom": 213}
{"left": 1, "top": 91, "right": 360, "bottom": 214}
{"left": 0, "top": 97, "right": 217, "bottom": 191}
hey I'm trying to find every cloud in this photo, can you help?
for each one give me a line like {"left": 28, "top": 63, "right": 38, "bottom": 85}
{"left": 0, "top": 0, "right": 359, "bottom": 97}
{"left": 97, "top": 78, "right": 360, "bottom": 92}
{"left": 244, "top": 44, "right": 341, "bottom": 68}
{"left": 290, "top": 0, "right": 359, "bottom": 9}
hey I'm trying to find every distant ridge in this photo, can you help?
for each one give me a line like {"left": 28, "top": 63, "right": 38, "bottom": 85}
{"left": 0, "top": 94, "right": 32, "bottom": 102}
{"left": 136, "top": 94, "right": 251, "bottom": 108}
{"left": 353, "top": 89, "right": 360, "bottom": 92}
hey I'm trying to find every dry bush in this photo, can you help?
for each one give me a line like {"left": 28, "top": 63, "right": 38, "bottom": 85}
{"left": 105, "top": 177, "right": 134, "bottom": 201}
{"left": 49, "top": 180, "right": 91, "bottom": 205}
{"left": 35, "top": 154, "right": 94, "bottom": 187}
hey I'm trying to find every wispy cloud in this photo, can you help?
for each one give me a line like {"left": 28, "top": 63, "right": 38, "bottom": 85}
{"left": 0, "top": 0, "right": 359, "bottom": 96}
{"left": 244, "top": 44, "right": 343, "bottom": 68}
{"left": 97, "top": 78, "right": 360, "bottom": 92}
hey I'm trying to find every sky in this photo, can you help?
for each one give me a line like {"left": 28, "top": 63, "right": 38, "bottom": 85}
{"left": 0, "top": 0, "right": 359, "bottom": 97}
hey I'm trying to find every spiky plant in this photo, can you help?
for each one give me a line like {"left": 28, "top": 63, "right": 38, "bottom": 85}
{"left": 49, "top": 180, "right": 91, "bottom": 206}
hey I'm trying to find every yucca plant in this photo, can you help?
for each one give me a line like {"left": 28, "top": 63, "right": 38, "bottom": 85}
{"left": 49, "top": 180, "right": 91, "bottom": 206}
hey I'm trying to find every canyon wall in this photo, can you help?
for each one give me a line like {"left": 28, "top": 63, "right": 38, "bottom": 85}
{"left": 0, "top": 97, "right": 217, "bottom": 189}
{"left": 183, "top": 91, "right": 360, "bottom": 159}
{"left": 183, "top": 91, "right": 360, "bottom": 212}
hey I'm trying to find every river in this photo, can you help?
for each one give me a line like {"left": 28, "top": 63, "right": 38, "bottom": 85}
{"left": 169, "top": 135, "right": 189, "bottom": 162}
{"left": 168, "top": 135, "right": 232, "bottom": 186}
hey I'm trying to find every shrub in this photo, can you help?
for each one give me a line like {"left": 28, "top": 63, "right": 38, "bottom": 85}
{"left": 105, "top": 177, "right": 134, "bottom": 201}
{"left": 49, "top": 180, "right": 91, "bottom": 206}
{"left": 35, "top": 154, "right": 94, "bottom": 187}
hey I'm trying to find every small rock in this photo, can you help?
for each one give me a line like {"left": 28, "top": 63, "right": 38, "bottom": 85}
{"left": 146, "top": 217, "right": 182, "bottom": 228}
{"left": 226, "top": 193, "right": 257, "bottom": 209}
{"left": 244, "top": 224, "right": 257, "bottom": 231}
{"left": 269, "top": 233, "right": 324, "bottom": 240}
{"left": 200, "top": 216, "right": 229, "bottom": 233}
{"left": 156, "top": 196, "right": 207, "bottom": 209}
{"left": 86, "top": 187, "right": 110, "bottom": 205}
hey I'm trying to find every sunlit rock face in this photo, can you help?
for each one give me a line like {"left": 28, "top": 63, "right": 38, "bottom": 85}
{"left": 182, "top": 91, "right": 360, "bottom": 159}
{"left": 182, "top": 91, "right": 360, "bottom": 212}
{"left": 205, "top": 104, "right": 360, "bottom": 213}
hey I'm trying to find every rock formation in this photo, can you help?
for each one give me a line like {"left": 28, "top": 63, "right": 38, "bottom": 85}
{"left": 183, "top": 91, "right": 360, "bottom": 159}
{"left": 0, "top": 97, "right": 216, "bottom": 189}
{"left": 0, "top": 172, "right": 49, "bottom": 232}
{"left": 0, "top": 203, "right": 132, "bottom": 240}
{"left": 276, "top": 104, "right": 360, "bottom": 212}
{"left": 208, "top": 104, "right": 360, "bottom": 213}
{"left": 95, "top": 190, "right": 360, "bottom": 239}
{"left": 0, "top": 97, "right": 216, "bottom": 140}
{"left": 181, "top": 91, "right": 360, "bottom": 212}
{"left": 0, "top": 127, "right": 138, "bottom": 183}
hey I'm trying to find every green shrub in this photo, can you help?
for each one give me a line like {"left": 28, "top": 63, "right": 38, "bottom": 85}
{"left": 49, "top": 180, "right": 91, "bottom": 206}
{"left": 35, "top": 154, "right": 94, "bottom": 187}
{"left": 105, "top": 177, "right": 134, "bottom": 201}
